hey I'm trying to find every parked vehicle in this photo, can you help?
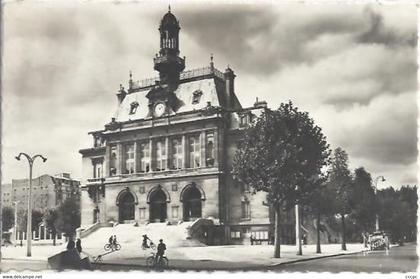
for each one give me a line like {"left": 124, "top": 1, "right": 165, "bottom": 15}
{"left": 368, "top": 231, "right": 390, "bottom": 250}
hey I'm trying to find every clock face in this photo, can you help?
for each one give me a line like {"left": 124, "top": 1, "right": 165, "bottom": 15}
{"left": 154, "top": 102, "right": 166, "bottom": 117}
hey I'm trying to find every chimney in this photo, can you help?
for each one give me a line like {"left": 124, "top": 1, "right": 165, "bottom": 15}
{"left": 224, "top": 66, "right": 236, "bottom": 109}
{"left": 254, "top": 97, "right": 268, "bottom": 108}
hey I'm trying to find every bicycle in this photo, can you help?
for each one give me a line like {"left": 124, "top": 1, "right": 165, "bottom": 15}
{"left": 142, "top": 241, "right": 156, "bottom": 250}
{"left": 146, "top": 251, "right": 169, "bottom": 269}
{"left": 104, "top": 242, "right": 121, "bottom": 251}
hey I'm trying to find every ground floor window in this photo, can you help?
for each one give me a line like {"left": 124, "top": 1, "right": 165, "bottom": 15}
{"left": 230, "top": 231, "right": 241, "bottom": 239}
{"left": 251, "top": 231, "right": 269, "bottom": 240}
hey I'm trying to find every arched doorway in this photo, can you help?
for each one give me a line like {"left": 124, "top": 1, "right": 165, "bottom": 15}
{"left": 149, "top": 188, "right": 167, "bottom": 222}
{"left": 118, "top": 191, "right": 135, "bottom": 222}
{"left": 182, "top": 186, "right": 202, "bottom": 221}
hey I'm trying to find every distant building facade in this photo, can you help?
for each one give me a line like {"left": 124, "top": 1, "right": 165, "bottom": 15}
{"left": 79, "top": 10, "right": 295, "bottom": 244}
{"left": 5, "top": 173, "right": 80, "bottom": 212}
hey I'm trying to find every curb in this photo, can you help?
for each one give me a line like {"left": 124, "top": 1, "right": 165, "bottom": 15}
{"left": 268, "top": 250, "right": 365, "bottom": 268}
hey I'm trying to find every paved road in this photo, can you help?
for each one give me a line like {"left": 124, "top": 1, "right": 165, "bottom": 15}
{"left": 270, "top": 243, "right": 418, "bottom": 273}
{"left": 0, "top": 243, "right": 416, "bottom": 272}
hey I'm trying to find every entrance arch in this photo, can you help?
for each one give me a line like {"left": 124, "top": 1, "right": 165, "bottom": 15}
{"left": 117, "top": 190, "right": 136, "bottom": 222}
{"left": 148, "top": 187, "right": 168, "bottom": 222}
{"left": 181, "top": 184, "right": 204, "bottom": 221}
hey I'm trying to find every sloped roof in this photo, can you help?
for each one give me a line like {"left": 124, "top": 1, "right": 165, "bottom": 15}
{"left": 115, "top": 77, "right": 221, "bottom": 122}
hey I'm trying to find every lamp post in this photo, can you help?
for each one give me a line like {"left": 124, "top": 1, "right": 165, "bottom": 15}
{"left": 15, "top": 153, "right": 47, "bottom": 257}
{"left": 373, "top": 175, "right": 385, "bottom": 232}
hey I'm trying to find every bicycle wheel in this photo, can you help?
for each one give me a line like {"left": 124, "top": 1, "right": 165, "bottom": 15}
{"left": 104, "top": 244, "right": 111, "bottom": 251}
{"left": 146, "top": 256, "right": 155, "bottom": 267}
{"left": 115, "top": 244, "right": 121, "bottom": 251}
{"left": 160, "top": 257, "right": 169, "bottom": 268}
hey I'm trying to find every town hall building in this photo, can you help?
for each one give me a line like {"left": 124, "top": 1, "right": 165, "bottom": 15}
{"left": 79, "top": 9, "right": 295, "bottom": 244}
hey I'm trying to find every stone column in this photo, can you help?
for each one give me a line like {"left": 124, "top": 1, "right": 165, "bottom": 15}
{"left": 165, "top": 137, "right": 169, "bottom": 170}
{"left": 118, "top": 143, "right": 123, "bottom": 175}
{"left": 133, "top": 142, "right": 138, "bottom": 173}
{"left": 105, "top": 145, "right": 111, "bottom": 177}
{"left": 149, "top": 139, "right": 153, "bottom": 172}
{"left": 200, "top": 131, "right": 206, "bottom": 167}
{"left": 182, "top": 135, "right": 187, "bottom": 169}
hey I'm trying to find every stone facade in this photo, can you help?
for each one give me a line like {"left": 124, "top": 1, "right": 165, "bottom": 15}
{"left": 79, "top": 10, "right": 295, "bottom": 244}
{"left": 4, "top": 173, "right": 80, "bottom": 212}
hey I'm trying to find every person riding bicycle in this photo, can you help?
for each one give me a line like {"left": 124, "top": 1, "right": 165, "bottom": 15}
{"left": 142, "top": 234, "right": 150, "bottom": 249}
{"left": 112, "top": 235, "right": 118, "bottom": 249}
{"left": 155, "top": 239, "right": 166, "bottom": 265}
{"left": 108, "top": 235, "right": 113, "bottom": 246}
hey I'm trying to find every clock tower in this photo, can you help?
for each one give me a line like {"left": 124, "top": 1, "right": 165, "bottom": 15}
{"left": 153, "top": 7, "right": 185, "bottom": 88}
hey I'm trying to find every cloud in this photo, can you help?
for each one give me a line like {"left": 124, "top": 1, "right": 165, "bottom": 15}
{"left": 1, "top": 2, "right": 416, "bottom": 189}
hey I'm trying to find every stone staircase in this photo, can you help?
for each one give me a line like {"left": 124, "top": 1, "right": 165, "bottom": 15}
{"left": 80, "top": 219, "right": 211, "bottom": 249}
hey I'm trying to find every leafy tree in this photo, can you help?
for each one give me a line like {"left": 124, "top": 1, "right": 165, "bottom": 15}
{"left": 377, "top": 186, "right": 417, "bottom": 243}
{"left": 56, "top": 197, "right": 81, "bottom": 238}
{"left": 307, "top": 182, "right": 335, "bottom": 253}
{"left": 16, "top": 209, "right": 43, "bottom": 232}
{"left": 2, "top": 206, "right": 15, "bottom": 232}
{"left": 43, "top": 208, "right": 59, "bottom": 245}
{"left": 233, "top": 101, "right": 330, "bottom": 258}
{"left": 327, "top": 147, "right": 353, "bottom": 251}
{"left": 350, "top": 168, "right": 376, "bottom": 235}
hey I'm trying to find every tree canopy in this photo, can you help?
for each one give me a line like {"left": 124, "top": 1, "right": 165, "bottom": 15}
{"left": 233, "top": 101, "right": 330, "bottom": 209}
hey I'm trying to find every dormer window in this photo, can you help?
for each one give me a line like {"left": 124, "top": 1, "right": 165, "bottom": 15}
{"left": 192, "top": 90, "right": 203, "bottom": 104}
{"left": 129, "top": 102, "right": 139, "bottom": 115}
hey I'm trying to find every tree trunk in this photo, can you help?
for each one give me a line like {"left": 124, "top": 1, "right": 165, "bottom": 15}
{"left": 341, "top": 214, "right": 346, "bottom": 251}
{"left": 52, "top": 231, "right": 56, "bottom": 246}
{"left": 316, "top": 211, "right": 321, "bottom": 253}
{"left": 295, "top": 204, "right": 302, "bottom": 255}
{"left": 274, "top": 203, "right": 281, "bottom": 258}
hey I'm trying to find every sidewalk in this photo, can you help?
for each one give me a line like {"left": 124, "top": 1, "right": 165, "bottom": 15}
{"left": 1, "top": 243, "right": 368, "bottom": 270}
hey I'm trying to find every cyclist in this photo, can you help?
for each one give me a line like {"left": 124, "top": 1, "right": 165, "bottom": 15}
{"left": 112, "top": 235, "right": 118, "bottom": 249}
{"left": 108, "top": 235, "right": 113, "bottom": 246}
{"left": 142, "top": 234, "right": 150, "bottom": 249}
{"left": 155, "top": 239, "right": 166, "bottom": 265}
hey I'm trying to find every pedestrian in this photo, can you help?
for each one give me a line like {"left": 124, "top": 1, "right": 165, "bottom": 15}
{"left": 142, "top": 234, "right": 150, "bottom": 249}
{"left": 155, "top": 239, "right": 166, "bottom": 264}
{"left": 250, "top": 235, "right": 254, "bottom": 245}
{"left": 67, "top": 238, "right": 76, "bottom": 250}
{"left": 76, "top": 238, "right": 82, "bottom": 254}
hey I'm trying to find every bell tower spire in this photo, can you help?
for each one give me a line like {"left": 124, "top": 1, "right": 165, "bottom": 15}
{"left": 154, "top": 8, "right": 185, "bottom": 87}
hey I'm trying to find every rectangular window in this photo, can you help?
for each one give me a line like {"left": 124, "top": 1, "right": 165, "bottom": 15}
{"left": 241, "top": 200, "right": 250, "bottom": 219}
{"left": 140, "top": 142, "right": 150, "bottom": 173}
{"left": 110, "top": 145, "right": 118, "bottom": 176}
{"left": 171, "top": 138, "right": 183, "bottom": 169}
{"left": 139, "top": 208, "right": 146, "bottom": 219}
{"left": 205, "top": 132, "right": 215, "bottom": 167}
{"left": 188, "top": 135, "right": 200, "bottom": 168}
{"left": 230, "top": 231, "right": 241, "bottom": 239}
{"left": 172, "top": 206, "right": 179, "bottom": 218}
{"left": 155, "top": 140, "right": 167, "bottom": 171}
{"left": 139, "top": 186, "right": 145, "bottom": 194}
{"left": 124, "top": 143, "right": 135, "bottom": 174}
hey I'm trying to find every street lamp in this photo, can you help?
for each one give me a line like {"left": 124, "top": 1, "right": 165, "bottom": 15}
{"left": 373, "top": 175, "right": 386, "bottom": 232}
{"left": 15, "top": 153, "right": 47, "bottom": 257}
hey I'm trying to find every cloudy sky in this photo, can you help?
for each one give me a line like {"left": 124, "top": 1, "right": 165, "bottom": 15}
{"left": 2, "top": 1, "right": 417, "bottom": 189}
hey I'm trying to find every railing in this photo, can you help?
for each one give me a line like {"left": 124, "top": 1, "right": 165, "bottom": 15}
{"left": 130, "top": 66, "right": 225, "bottom": 91}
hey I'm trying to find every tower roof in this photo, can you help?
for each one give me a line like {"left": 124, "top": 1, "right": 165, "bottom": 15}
{"left": 160, "top": 10, "right": 179, "bottom": 28}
